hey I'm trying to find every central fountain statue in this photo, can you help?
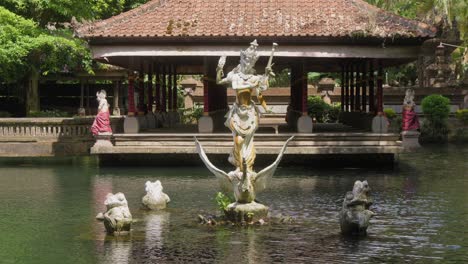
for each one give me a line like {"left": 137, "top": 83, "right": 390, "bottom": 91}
{"left": 196, "top": 40, "right": 293, "bottom": 223}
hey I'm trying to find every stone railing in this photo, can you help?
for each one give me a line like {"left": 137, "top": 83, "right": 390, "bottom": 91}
{"left": 0, "top": 118, "right": 92, "bottom": 138}
{"left": 0, "top": 116, "right": 124, "bottom": 157}
{"left": 0, "top": 117, "right": 124, "bottom": 138}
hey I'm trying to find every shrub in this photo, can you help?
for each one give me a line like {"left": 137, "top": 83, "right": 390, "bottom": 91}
{"left": 307, "top": 96, "right": 341, "bottom": 123}
{"left": 455, "top": 109, "right": 468, "bottom": 125}
{"left": 420, "top": 95, "right": 450, "bottom": 143}
{"left": 421, "top": 95, "right": 450, "bottom": 120}
{"left": 181, "top": 103, "right": 203, "bottom": 124}
{"left": 384, "top": 108, "right": 396, "bottom": 119}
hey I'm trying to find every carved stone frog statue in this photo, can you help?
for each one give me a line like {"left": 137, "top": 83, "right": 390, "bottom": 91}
{"left": 96, "top": 192, "right": 132, "bottom": 235}
{"left": 142, "top": 180, "right": 171, "bottom": 210}
{"left": 339, "top": 180, "right": 375, "bottom": 235}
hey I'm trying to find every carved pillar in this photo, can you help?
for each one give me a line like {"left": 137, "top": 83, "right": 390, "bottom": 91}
{"left": 155, "top": 64, "right": 161, "bottom": 111}
{"left": 138, "top": 70, "right": 145, "bottom": 114}
{"left": 112, "top": 80, "right": 120, "bottom": 116}
{"left": 377, "top": 60, "right": 384, "bottom": 112}
{"left": 341, "top": 65, "right": 345, "bottom": 112}
{"left": 147, "top": 64, "right": 153, "bottom": 112}
{"left": 362, "top": 62, "right": 367, "bottom": 112}
{"left": 345, "top": 64, "right": 350, "bottom": 112}
{"left": 78, "top": 80, "right": 85, "bottom": 116}
{"left": 355, "top": 63, "right": 361, "bottom": 111}
{"left": 172, "top": 65, "right": 178, "bottom": 111}
{"left": 161, "top": 65, "right": 167, "bottom": 112}
{"left": 127, "top": 74, "right": 136, "bottom": 116}
{"left": 86, "top": 80, "right": 90, "bottom": 114}
{"left": 168, "top": 65, "right": 173, "bottom": 112}
{"left": 368, "top": 61, "right": 375, "bottom": 113}
{"left": 350, "top": 64, "right": 355, "bottom": 111}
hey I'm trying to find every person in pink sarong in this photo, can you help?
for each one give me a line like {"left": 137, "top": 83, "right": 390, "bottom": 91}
{"left": 91, "top": 90, "right": 113, "bottom": 136}
{"left": 402, "top": 89, "right": 420, "bottom": 131}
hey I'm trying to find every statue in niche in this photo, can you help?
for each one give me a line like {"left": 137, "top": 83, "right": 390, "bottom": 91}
{"left": 402, "top": 89, "right": 420, "bottom": 131}
{"left": 91, "top": 89, "right": 113, "bottom": 136}
{"left": 96, "top": 192, "right": 132, "bottom": 235}
{"left": 142, "top": 180, "right": 171, "bottom": 210}
{"left": 339, "top": 180, "right": 375, "bottom": 235}
{"left": 196, "top": 40, "right": 293, "bottom": 223}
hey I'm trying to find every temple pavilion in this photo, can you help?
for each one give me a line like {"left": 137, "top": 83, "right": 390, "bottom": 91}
{"left": 76, "top": 0, "right": 438, "bottom": 163}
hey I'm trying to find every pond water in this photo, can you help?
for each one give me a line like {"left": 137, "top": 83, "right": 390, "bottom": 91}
{"left": 0, "top": 145, "right": 467, "bottom": 263}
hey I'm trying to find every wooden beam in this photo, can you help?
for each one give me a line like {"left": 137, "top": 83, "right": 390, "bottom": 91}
{"left": 92, "top": 45, "right": 422, "bottom": 59}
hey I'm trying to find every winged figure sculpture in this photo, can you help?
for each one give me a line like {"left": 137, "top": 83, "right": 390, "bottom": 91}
{"left": 195, "top": 136, "right": 294, "bottom": 204}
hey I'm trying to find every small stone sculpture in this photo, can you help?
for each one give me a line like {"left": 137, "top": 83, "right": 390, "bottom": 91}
{"left": 339, "top": 180, "right": 374, "bottom": 236}
{"left": 142, "top": 180, "right": 171, "bottom": 210}
{"left": 96, "top": 192, "right": 132, "bottom": 235}
{"left": 91, "top": 89, "right": 113, "bottom": 136}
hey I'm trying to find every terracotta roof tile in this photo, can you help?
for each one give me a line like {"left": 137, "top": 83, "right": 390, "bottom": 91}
{"left": 77, "top": 0, "right": 436, "bottom": 40}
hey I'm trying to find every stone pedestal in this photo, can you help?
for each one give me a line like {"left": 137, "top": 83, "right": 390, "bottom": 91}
{"left": 297, "top": 114, "right": 313, "bottom": 133}
{"left": 123, "top": 116, "right": 139, "bottom": 133}
{"left": 224, "top": 202, "right": 269, "bottom": 223}
{"left": 401, "top": 130, "right": 421, "bottom": 149}
{"left": 372, "top": 115, "right": 389, "bottom": 133}
{"left": 198, "top": 115, "right": 213, "bottom": 133}
{"left": 91, "top": 133, "right": 113, "bottom": 152}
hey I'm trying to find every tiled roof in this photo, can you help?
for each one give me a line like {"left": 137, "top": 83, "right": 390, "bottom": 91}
{"left": 78, "top": 0, "right": 436, "bottom": 40}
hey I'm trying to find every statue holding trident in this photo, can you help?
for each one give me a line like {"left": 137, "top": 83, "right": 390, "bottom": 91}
{"left": 195, "top": 40, "right": 293, "bottom": 223}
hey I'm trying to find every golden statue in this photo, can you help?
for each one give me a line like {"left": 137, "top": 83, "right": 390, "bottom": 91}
{"left": 216, "top": 40, "right": 276, "bottom": 173}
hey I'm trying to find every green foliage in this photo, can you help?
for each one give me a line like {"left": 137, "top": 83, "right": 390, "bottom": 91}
{"left": 269, "top": 69, "right": 290, "bottom": 87}
{"left": 455, "top": 109, "right": 468, "bottom": 125}
{"left": 27, "top": 109, "right": 70, "bottom": 117}
{"left": 0, "top": 7, "right": 92, "bottom": 83}
{"left": 215, "top": 192, "right": 233, "bottom": 213}
{"left": 421, "top": 94, "right": 451, "bottom": 143}
{"left": 421, "top": 94, "right": 451, "bottom": 120}
{"left": 181, "top": 103, "right": 203, "bottom": 124}
{"left": 307, "top": 96, "right": 341, "bottom": 123}
{"left": 384, "top": 108, "right": 397, "bottom": 119}
{"left": 365, "top": 0, "right": 468, "bottom": 81}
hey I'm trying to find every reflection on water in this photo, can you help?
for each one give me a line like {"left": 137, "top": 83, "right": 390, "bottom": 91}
{"left": 0, "top": 146, "right": 467, "bottom": 263}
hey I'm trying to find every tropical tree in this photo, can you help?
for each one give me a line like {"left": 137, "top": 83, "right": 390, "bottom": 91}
{"left": 0, "top": 6, "right": 91, "bottom": 113}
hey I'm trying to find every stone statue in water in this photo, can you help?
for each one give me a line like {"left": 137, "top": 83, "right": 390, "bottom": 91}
{"left": 339, "top": 180, "right": 375, "bottom": 235}
{"left": 96, "top": 192, "right": 132, "bottom": 235}
{"left": 196, "top": 40, "right": 293, "bottom": 223}
{"left": 142, "top": 180, "right": 171, "bottom": 210}
{"left": 91, "top": 89, "right": 113, "bottom": 136}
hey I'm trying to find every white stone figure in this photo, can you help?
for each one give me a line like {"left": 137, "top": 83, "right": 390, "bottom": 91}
{"left": 96, "top": 192, "right": 132, "bottom": 234}
{"left": 216, "top": 39, "right": 275, "bottom": 172}
{"left": 339, "top": 180, "right": 375, "bottom": 236}
{"left": 91, "top": 90, "right": 113, "bottom": 136}
{"left": 142, "top": 180, "right": 171, "bottom": 210}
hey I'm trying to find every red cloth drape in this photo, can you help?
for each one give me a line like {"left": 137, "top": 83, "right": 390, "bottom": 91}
{"left": 402, "top": 109, "right": 420, "bottom": 131}
{"left": 91, "top": 111, "right": 113, "bottom": 135}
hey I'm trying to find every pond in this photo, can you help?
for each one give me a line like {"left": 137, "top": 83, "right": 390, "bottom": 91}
{"left": 0, "top": 145, "right": 467, "bottom": 263}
